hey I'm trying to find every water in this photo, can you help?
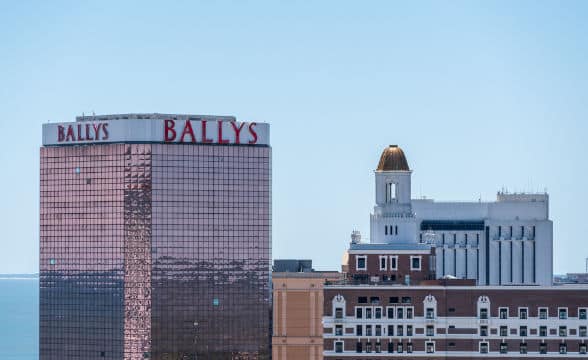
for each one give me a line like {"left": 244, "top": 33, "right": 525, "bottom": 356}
{"left": 0, "top": 279, "right": 38, "bottom": 360}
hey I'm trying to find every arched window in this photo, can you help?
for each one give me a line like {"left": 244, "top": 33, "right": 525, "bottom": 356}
{"left": 386, "top": 183, "right": 397, "bottom": 203}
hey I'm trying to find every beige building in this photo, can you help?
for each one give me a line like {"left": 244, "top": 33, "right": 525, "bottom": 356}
{"left": 272, "top": 271, "right": 342, "bottom": 360}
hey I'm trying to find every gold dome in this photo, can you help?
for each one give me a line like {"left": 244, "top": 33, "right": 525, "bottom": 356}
{"left": 376, "top": 145, "right": 410, "bottom": 171}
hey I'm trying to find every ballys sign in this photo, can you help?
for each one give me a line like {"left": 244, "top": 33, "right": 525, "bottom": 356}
{"left": 42, "top": 118, "right": 269, "bottom": 146}
{"left": 163, "top": 119, "right": 258, "bottom": 144}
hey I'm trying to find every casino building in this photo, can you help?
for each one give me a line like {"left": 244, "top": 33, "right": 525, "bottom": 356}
{"left": 39, "top": 114, "right": 271, "bottom": 360}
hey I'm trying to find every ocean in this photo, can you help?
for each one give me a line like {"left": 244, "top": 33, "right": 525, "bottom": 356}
{"left": 0, "top": 278, "right": 38, "bottom": 360}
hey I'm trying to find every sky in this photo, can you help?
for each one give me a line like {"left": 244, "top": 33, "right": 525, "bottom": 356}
{"left": 0, "top": 1, "right": 587, "bottom": 274}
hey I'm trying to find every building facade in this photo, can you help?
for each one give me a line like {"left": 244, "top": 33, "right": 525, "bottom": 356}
{"left": 368, "top": 145, "right": 552, "bottom": 286}
{"left": 40, "top": 114, "right": 271, "bottom": 360}
{"left": 323, "top": 285, "right": 588, "bottom": 358}
{"left": 320, "top": 145, "right": 588, "bottom": 359}
{"left": 272, "top": 266, "right": 343, "bottom": 360}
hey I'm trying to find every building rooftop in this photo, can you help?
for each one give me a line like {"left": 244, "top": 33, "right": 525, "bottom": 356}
{"left": 349, "top": 242, "right": 431, "bottom": 251}
{"left": 75, "top": 113, "right": 236, "bottom": 122}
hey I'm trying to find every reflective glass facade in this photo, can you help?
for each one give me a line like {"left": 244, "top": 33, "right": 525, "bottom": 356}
{"left": 40, "top": 142, "right": 271, "bottom": 360}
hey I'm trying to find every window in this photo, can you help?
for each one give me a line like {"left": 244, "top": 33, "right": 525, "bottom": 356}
{"left": 406, "top": 342, "right": 413, "bottom": 353}
{"left": 406, "top": 307, "right": 413, "bottom": 319}
{"left": 397, "top": 325, "right": 403, "bottom": 336}
{"left": 356, "top": 307, "right": 363, "bottom": 319}
{"left": 375, "top": 307, "right": 382, "bottom": 319}
{"left": 335, "top": 307, "right": 343, "bottom": 319}
{"left": 410, "top": 256, "right": 421, "bottom": 271}
{"left": 389, "top": 296, "right": 399, "bottom": 303}
{"left": 406, "top": 325, "right": 413, "bottom": 336}
{"left": 375, "top": 341, "right": 381, "bottom": 353}
{"left": 580, "top": 326, "right": 587, "bottom": 337}
{"left": 426, "top": 342, "right": 435, "bottom": 353}
{"left": 366, "top": 308, "right": 372, "bottom": 319}
{"left": 335, "top": 341, "right": 343, "bottom": 353}
{"left": 387, "top": 341, "right": 394, "bottom": 353}
{"left": 580, "top": 308, "right": 587, "bottom": 320}
{"left": 580, "top": 343, "right": 587, "bottom": 354}
{"left": 387, "top": 325, "right": 394, "bottom": 336}
{"left": 539, "top": 307, "right": 548, "bottom": 319}
{"left": 335, "top": 325, "right": 343, "bottom": 336}
{"left": 520, "top": 342, "right": 527, "bottom": 354}
{"left": 539, "top": 342, "right": 547, "bottom": 354}
{"left": 539, "top": 326, "right": 547, "bottom": 337}
{"left": 397, "top": 307, "right": 404, "bottom": 319}
{"left": 479, "top": 308, "right": 488, "bottom": 319}
{"left": 395, "top": 225, "right": 398, "bottom": 235}
{"left": 366, "top": 325, "right": 372, "bottom": 336}
{"left": 356, "top": 325, "right": 362, "bottom": 336}
{"left": 358, "top": 296, "right": 368, "bottom": 304}
{"left": 426, "top": 307, "right": 435, "bottom": 319}
{"left": 499, "top": 307, "right": 508, "bottom": 319}
{"left": 559, "top": 342, "right": 567, "bottom": 354}
{"left": 379, "top": 256, "right": 387, "bottom": 270}
{"left": 500, "top": 326, "right": 508, "bottom": 337}
{"left": 375, "top": 325, "right": 382, "bottom": 336}
{"left": 480, "top": 326, "right": 488, "bottom": 337}
{"left": 387, "top": 307, "right": 394, "bottom": 318}
{"left": 401, "top": 296, "right": 412, "bottom": 304}
{"left": 559, "top": 326, "right": 567, "bottom": 337}
{"left": 356, "top": 341, "right": 362, "bottom": 353}
{"left": 370, "top": 296, "right": 380, "bottom": 304}
{"left": 426, "top": 325, "right": 434, "bottom": 336}
{"left": 390, "top": 256, "right": 398, "bottom": 270}
{"left": 448, "top": 307, "right": 456, "bottom": 313}
{"left": 500, "top": 342, "right": 508, "bottom": 354}
{"left": 385, "top": 225, "right": 388, "bottom": 235}
{"left": 520, "top": 326, "right": 527, "bottom": 337}
{"left": 386, "top": 182, "right": 396, "bottom": 202}
{"left": 365, "top": 342, "right": 372, "bottom": 353}
{"left": 559, "top": 308, "right": 568, "bottom": 319}
{"left": 397, "top": 342, "right": 403, "bottom": 353}
{"left": 519, "top": 308, "right": 528, "bottom": 320}
{"left": 356, "top": 256, "right": 367, "bottom": 271}
{"left": 480, "top": 342, "right": 489, "bottom": 354}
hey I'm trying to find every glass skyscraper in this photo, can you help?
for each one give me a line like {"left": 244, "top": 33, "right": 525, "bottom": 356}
{"left": 40, "top": 114, "right": 271, "bottom": 360}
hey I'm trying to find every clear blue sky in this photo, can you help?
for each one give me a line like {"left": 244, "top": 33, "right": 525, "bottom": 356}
{"left": 1, "top": 1, "right": 587, "bottom": 274}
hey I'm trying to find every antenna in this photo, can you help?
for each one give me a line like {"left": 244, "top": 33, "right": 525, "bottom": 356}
{"left": 586, "top": 257, "right": 588, "bottom": 273}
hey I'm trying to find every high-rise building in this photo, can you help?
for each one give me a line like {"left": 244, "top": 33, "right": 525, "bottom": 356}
{"left": 40, "top": 114, "right": 271, "bottom": 360}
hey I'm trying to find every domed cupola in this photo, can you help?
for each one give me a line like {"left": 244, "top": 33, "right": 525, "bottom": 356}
{"left": 376, "top": 145, "right": 409, "bottom": 172}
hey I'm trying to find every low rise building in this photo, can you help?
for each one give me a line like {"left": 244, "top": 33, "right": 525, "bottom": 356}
{"left": 272, "top": 262, "right": 343, "bottom": 360}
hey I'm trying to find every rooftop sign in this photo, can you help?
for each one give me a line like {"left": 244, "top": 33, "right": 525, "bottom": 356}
{"left": 42, "top": 116, "right": 269, "bottom": 146}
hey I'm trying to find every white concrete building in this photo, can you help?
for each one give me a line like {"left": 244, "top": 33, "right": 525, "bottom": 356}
{"left": 369, "top": 145, "right": 553, "bottom": 286}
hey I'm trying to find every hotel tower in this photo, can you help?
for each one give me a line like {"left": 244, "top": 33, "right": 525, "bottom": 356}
{"left": 39, "top": 114, "right": 271, "bottom": 360}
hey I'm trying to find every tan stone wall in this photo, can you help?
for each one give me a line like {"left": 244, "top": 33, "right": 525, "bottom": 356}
{"left": 272, "top": 273, "right": 341, "bottom": 360}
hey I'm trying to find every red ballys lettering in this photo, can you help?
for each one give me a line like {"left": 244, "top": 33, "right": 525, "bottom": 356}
{"left": 218, "top": 121, "right": 229, "bottom": 144}
{"left": 180, "top": 120, "right": 196, "bottom": 143}
{"left": 230, "top": 121, "right": 245, "bottom": 144}
{"left": 84, "top": 124, "right": 92, "bottom": 140}
{"left": 77, "top": 124, "right": 83, "bottom": 141}
{"left": 93, "top": 123, "right": 102, "bottom": 140}
{"left": 102, "top": 123, "right": 109, "bottom": 140}
{"left": 164, "top": 120, "right": 176, "bottom": 142}
{"left": 248, "top": 122, "right": 258, "bottom": 144}
{"left": 201, "top": 121, "right": 213, "bottom": 143}
{"left": 58, "top": 126, "right": 65, "bottom": 142}
{"left": 66, "top": 126, "right": 75, "bottom": 141}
